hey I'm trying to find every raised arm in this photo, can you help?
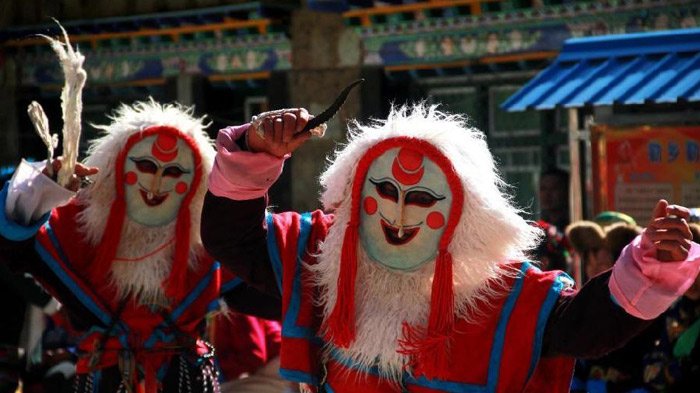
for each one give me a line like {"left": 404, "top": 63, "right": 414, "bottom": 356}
{"left": 0, "top": 159, "right": 104, "bottom": 328}
{"left": 202, "top": 190, "right": 278, "bottom": 297}
{"left": 201, "top": 110, "right": 312, "bottom": 299}
{"left": 543, "top": 200, "right": 700, "bottom": 358}
{"left": 4, "top": 159, "right": 94, "bottom": 225}
{"left": 1, "top": 159, "right": 96, "bottom": 264}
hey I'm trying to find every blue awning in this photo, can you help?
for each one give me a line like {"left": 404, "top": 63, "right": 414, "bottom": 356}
{"left": 501, "top": 28, "right": 700, "bottom": 112}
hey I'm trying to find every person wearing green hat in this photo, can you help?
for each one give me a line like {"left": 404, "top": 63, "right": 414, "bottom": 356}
{"left": 594, "top": 211, "right": 637, "bottom": 229}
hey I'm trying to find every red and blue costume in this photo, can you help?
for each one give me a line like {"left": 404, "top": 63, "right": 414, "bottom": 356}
{"left": 201, "top": 118, "right": 700, "bottom": 392}
{"left": 265, "top": 211, "right": 574, "bottom": 392}
{"left": 0, "top": 184, "right": 275, "bottom": 392}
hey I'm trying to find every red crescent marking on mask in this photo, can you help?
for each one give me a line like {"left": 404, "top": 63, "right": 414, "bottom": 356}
{"left": 151, "top": 133, "right": 179, "bottom": 162}
{"left": 363, "top": 196, "right": 377, "bottom": 215}
{"left": 391, "top": 147, "right": 424, "bottom": 185}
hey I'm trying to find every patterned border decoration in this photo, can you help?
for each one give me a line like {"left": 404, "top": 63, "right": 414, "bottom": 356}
{"left": 7, "top": 0, "right": 700, "bottom": 87}
{"left": 355, "top": 0, "right": 700, "bottom": 67}
{"left": 16, "top": 33, "right": 291, "bottom": 86}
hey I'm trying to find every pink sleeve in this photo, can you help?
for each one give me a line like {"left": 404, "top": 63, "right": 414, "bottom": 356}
{"left": 609, "top": 233, "right": 700, "bottom": 320}
{"left": 208, "top": 124, "right": 290, "bottom": 200}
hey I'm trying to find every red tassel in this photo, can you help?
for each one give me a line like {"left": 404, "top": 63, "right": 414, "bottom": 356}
{"left": 325, "top": 224, "right": 359, "bottom": 348}
{"left": 91, "top": 199, "right": 126, "bottom": 280}
{"left": 398, "top": 322, "right": 452, "bottom": 379}
{"left": 429, "top": 250, "right": 454, "bottom": 335}
{"left": 398, "top": 250, "right": 454, "bottom": 379}
{"left": 165, "top": 205, "right": 191, "bottom": 300}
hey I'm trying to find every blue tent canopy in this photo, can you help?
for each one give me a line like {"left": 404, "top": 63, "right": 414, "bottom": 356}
{"left": 501, "top": 28, "right": 700, "bottom": 112}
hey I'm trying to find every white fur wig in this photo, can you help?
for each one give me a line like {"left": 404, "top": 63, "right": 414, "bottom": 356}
{"left": 75, "top": 98, "right": 214, "bottom": 303}
{"left": 320, "top": 104, "right": 540, "bottom": 269}
{"left": 310, "top": 103, "right": 542, "bottom": 379}
{"left": 77, "top": 98, "right": 214, "bottom": 247}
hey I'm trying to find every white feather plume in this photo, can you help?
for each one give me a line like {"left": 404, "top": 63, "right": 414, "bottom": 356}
{"left": 26, "top": 101, "right": 58, "bottom": 176}
{"left": 39, "top": 21, "right": 87, "bottom": 187}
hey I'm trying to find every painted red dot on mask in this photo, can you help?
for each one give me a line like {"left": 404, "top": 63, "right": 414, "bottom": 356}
{"left": 125, "top": 171, "right": 137, "bottom": 185}
{"left": 175, "top": 181, "right": 188, "bottom": 194}
{"left": 363, "top": 196, "right": 377, "bottom": 215}
{"left": 426, "top": 211, "right": 445, "bottom": 229}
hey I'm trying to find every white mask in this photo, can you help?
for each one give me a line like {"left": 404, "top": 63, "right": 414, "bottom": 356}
{"left": 359, "top": 147, "right": 452, "bottom": 271}
{"left": 122, "top": 132, "right": 195, "bottom": 227}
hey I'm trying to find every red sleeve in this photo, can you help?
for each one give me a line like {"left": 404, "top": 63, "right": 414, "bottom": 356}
{"left": 213, "top": 313, "right": 282, "bottom": 380}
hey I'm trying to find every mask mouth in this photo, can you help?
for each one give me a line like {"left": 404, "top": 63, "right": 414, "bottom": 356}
{"left": 139, "top": 189, "right": 169, "bottom": 206}
{"left": 381, "top": 219, "right": 420, "bottom": 245}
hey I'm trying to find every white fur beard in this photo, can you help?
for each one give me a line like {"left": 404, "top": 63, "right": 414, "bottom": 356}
{"left": 109, "top": 219, "right": 176, "bottom": 306}
{"left": 76, "top": 187, "right": 204, "bottom": 307}
{"left": 309, "top": 213, "right": 511, "bottom": 382}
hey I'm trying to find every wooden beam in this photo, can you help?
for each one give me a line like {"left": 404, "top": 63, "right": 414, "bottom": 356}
{"left": 208, "top": 71, "right": 271, "bottom": 82}
{"left": 479, "top": 51, "right": 557, "bottom": 64}
{"left": 39, "top": 78, "right": 166, "bottom": 90}
{"left": 101, "top": 78, "right": 167, "bottom": 87}
{"left": 343, "top": 0, "right": 499, "bottom": 20}
{"left": 385, "top": 59, "right": 475, "bottom": 72}
{"left": 383, "top": 50, "right": 555, "bottom": 73}
{"left": 470, "top": 1, "right": 482, "bottom": 15}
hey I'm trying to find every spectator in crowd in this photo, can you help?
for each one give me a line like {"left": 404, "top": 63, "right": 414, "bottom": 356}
{"left": 566, "top": 219, "right": 640, "bottom": 283}
{"left": 567, "top": 217, "right": 700, "bottom": 392}
{"left": 530, "top": 220, "right": 572, "bottom": 273}
{"left": 594, "top": 211, "right": 637, "bottom": 230}
{"left": 539, "top": 168, "right": 570, "bottom": 231}
{"left": 567, "top": 220, "right": 610, "bottom": 283}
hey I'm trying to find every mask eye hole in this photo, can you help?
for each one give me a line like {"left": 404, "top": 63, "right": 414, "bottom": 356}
{"left": 404, "top": 190, "right": 444, "bottom": 207}
{"left": 131, "top": 158, "right": 158, "bottom": 174}
{"left": 163, "top": 165, "right": 187, "bottom": 178}
{"left": 369, "top": 179, "right": 399, "bottom": 202}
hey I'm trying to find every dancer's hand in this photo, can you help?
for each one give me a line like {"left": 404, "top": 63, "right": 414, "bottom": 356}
{"left": 43, "top": 158, "right": 99, "bottom": 192}
{"left": 247, "top": 108, "right": 312, "bottom": 158}
{"left": 645, "top": 199, "right": 693, "bottom": 262}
